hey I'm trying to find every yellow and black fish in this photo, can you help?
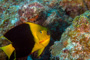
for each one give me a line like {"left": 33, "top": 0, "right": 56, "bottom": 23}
{"left": 0, "top": 22, "right": 50, "bottom": 60}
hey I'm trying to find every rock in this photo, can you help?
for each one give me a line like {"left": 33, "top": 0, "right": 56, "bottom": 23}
{"left": 50, "top": 11, "right": 90, "bottom": 60}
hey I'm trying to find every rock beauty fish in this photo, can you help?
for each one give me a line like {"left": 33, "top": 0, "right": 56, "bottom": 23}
{"left": 0, "top": 22, "right": 50, "bottom": 60}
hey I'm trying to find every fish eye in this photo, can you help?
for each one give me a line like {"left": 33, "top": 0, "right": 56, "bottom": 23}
{"left": 40, "top": 31, "right": 42, "bottom": 33}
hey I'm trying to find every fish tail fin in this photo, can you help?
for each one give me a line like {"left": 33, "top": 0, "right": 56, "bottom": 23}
{"left": 0, "top": 44, "right": 15, "bottom": 58}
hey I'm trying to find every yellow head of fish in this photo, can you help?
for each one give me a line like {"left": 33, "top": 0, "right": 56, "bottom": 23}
{"left": 26, "top": 22, "right": 50, "bottom": 56}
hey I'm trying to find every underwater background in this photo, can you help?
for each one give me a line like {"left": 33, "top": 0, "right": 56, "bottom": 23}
{"left": 0, "top": 0, "right": 90, "bottom": 60}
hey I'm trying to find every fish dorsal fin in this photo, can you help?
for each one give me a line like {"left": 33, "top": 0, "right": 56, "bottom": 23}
{"left": 0, "top": 44, "right": 15, "bottom": 58}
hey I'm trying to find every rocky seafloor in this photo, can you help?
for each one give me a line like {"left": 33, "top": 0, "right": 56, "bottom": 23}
{"left": 0, "top": 0, "right": 90, "bottom": 60}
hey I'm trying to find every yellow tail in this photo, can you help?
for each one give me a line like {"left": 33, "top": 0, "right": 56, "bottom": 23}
{"left": 0, "top": 44, "right": 15, "bottom": 58}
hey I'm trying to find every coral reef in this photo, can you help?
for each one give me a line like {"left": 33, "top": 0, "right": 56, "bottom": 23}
{"left": 59, "top": 0, "right": 90, "bottom": 18}
{"left": 1, "top": 0, "right": 90, "bottom": 60}
{"left": 85, "top": 0, "right": 90, "bottom": 10}
{"left": 50, "top": 11, "right": 90, "bottom": 60}
{"left": 0, "top": 0, "right": 21, "bottom": 36}
{"left": 18, "top": 2, "right": 45, "bottom": 22}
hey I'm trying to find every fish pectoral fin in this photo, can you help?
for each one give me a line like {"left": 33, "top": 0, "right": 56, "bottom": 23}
{"left": 0, "top": 44, "right": 15, "bottom": 58}
{"left": 37, "top": 47, "right": 45, "bottom": 57}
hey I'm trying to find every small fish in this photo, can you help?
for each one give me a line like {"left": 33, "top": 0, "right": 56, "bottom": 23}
{"left": 0, "top": 22, "right": 50, "bottom": 60}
